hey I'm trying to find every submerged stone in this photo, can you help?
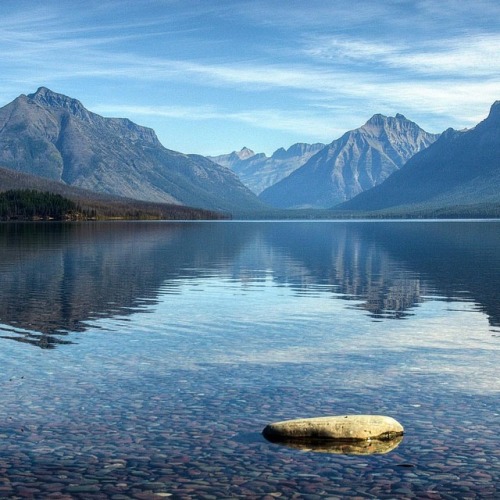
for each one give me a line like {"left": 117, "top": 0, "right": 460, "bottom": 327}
{"left": 263, "top": 415, "right": 404, "bottom": 442}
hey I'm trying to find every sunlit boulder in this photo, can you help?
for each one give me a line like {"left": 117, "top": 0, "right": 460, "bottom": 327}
{"left": 263, "top": 415, "right": 404, "bottom": 444}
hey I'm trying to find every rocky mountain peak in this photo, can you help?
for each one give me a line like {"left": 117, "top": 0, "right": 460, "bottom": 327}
{"left": 0, "top": 88, "right": 263, "bottom": 212}
{"left": 260, "top": 112, "right": 439, "bottom": 209}
{"left": 487, "top": 100, "right": 500, "bottom": 123}
{"left": 366, "top": 113, "right": 386, "bottom": 125}
{"left": 236, "top": 147, "right": 256, "bottom": 160}
{"left": 337, "top": 100, "right": 500, "bottom": 213}
{"left": 361, "top": 114, "right": 393, "bottom": 137}
{"left": 27, "top": 87, "right": 93, "bottom": 122}
{"left": 271, "top": 143, "right": 325, "bottom": 160}
{"left": 363, "top": 113, "right": 413, "bottom": 131}
{"left": 271, "top": 147, "right": 288, "bottom": 159}
{"left": 209, "top": 142, "right": 326, "bottom": 195}
{"left": 357, "top": 113, "right": 432, "bottom": 147}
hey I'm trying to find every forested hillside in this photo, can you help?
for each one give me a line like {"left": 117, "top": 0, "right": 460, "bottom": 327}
{"left": 0, "top": 190, "right": 83, "bottom": 220}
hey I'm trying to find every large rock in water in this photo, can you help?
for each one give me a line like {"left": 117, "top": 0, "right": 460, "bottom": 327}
{"left": 263, "top": 415, "right": 404, "bottom": 442}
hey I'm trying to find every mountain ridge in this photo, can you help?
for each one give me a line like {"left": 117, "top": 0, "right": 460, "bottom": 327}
{"left": 0, "top": 87, "right": 264, "bottom": 212}
{"left": 208, "top": 142, "right": 325, "bottom": 194}
{"left": 336, "top": 101, "right": 500, "bottom": 212}
{"left": 2, "top": 87, "right": 497, "bottom": 217}
{"left": 259, "top": 114, "right": 439, "bottom": 208}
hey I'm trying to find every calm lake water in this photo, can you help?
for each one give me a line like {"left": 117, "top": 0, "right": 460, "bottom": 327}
{"left": 0, "top": 220, "right": 499, "bottom": 499}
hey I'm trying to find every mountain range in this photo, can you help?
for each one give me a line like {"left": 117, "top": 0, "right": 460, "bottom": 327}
{"left": 259, "top": 114, "right": 439, "bottom": 208}
{"left": 208, "top": 143, "right": 325, "bottom": 194}
{"left": 337, "top": 101, "right": 500, "bottom": 213}
{"left": 0, "top": 87, "right": 263, "bottom": 212}
{"left": 0, "top": 87, "right": 497, "bottom": 218}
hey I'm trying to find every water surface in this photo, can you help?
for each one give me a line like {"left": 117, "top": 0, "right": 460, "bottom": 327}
{"left": 1, "top": 220, "right": 499, "bottom": 498}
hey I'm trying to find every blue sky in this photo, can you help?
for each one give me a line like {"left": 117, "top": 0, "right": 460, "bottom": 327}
{"left": 1, "top": 0, "right": 499, "bottom": 155}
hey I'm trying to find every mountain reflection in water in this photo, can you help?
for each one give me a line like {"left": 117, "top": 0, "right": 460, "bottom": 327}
{"left": 0, "top": 220, "right": 498, "bottom": 348}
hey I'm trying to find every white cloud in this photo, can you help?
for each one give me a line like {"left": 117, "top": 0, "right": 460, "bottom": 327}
{"left": 93, "top": 103, "right": 342, "bottom": 140}
{"left": 304, "top": 33, "right": 500, "bottom": 78}
{"left": 1, "top": 0, "right": 498, "bottom": 150}
{"left": 395, "top": 35, "right": 500, "bottom": 76}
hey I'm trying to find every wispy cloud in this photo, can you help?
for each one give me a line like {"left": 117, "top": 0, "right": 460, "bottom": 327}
{"left": 93, "top": 103, "right": 342, "bottom": 140}
{"left": 304, "top": 34, "right": 500, "bottom": 78}
{"left": 1, "top": 24, "right": 496, "bottom": 134}
{"left": 1, "top": 0, "right": 498, "bottom": 150}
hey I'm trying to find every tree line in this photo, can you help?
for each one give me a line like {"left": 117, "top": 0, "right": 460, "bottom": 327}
{"left": 0, "top": 189, "right": 227, "bottom": 220}
{"left": 0, "top": 190, "right": 87, "bottom": 220}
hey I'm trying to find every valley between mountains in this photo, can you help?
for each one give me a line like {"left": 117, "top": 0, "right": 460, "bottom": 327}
{"left": 0, "top": 87, "right": 498, "bottom": 219}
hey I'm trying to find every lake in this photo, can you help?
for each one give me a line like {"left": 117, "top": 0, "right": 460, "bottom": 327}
{"left": 0, "top": 220, "right": 499, "bottom": 498}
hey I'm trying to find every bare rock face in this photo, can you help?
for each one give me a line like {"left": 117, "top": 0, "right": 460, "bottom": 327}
{"left": 337, "top": 101, "right": 500, "bottom": 212}
{"left": 0, "top": 87, "right": 263, "bottom": 212}
{"left": 208, "top": 143, "right": 325, "bottom": 195}
{"left": 259, "top": 114, "right": 439, "bottom": 208}
{"left": 263, "top": 415, "right": 404, "bottom": 442}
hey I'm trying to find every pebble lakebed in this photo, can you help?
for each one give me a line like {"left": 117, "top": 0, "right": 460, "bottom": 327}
{"left": 2, "top": 355, "right": 498, "bottom": 499}
{"left": 1, "top": 220, "right": 499, "bottom": 498}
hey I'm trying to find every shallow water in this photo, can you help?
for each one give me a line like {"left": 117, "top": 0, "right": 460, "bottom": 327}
{"left": 0, "top": 220, "right": 499, "bottom": 498}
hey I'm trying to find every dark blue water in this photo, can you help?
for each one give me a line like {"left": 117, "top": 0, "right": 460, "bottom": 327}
{"left": 0, "top": 220, "right": 499, "bottom": 498}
